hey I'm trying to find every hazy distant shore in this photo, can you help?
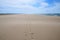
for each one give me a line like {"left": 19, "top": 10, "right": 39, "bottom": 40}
{"left": 0, "top": 13, "right": 60, "bottom": 16}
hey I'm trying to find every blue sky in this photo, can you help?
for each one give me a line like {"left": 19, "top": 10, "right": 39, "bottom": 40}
{"left": 0, "top": 0, "right": 60, "bottom": 14}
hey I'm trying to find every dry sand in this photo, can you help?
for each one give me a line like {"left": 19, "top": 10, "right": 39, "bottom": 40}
{"left": 0, "top": 14, "right": 60, "bottom": 40}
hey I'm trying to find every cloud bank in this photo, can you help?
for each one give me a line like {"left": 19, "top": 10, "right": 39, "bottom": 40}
{"left": 0, "top": 0, "right": 60, "bottom": 14}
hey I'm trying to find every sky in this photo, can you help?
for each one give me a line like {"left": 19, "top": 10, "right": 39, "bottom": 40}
{"left": 0, "top": 0, "right": 60, "bottom": 14}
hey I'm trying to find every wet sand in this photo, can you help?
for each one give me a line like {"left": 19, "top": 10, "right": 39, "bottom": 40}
{"left": 0, "top": 14, "right": 60, "bottom": 40}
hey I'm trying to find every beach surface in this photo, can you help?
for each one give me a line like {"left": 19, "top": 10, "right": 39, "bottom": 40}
{"left": 0, "top": 14, "right": 60, "bottom": 40}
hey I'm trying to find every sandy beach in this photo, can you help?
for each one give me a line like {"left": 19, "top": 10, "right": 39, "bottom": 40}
{"left": 0, "top": 14, "right": 60, "bottom": 40}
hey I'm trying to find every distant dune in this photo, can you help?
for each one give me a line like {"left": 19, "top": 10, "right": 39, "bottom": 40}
{"left": 0, "top": 14, "right": 60, "bottom": 40}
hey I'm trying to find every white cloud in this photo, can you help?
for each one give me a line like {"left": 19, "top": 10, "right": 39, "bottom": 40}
{"left": 1, "top": 0, "right": 48, "bottom": 8}
{"left": 36, "top": 3, "right": 60, "bottom": 13}
{"left": 0, "top": 0, "right": 60, "bottom": 13}
{"left": 40, "top": 2, "right": 48, "bottom": 8}
{"left": 1, "top": 0, "right": 36, "bottom": 8}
